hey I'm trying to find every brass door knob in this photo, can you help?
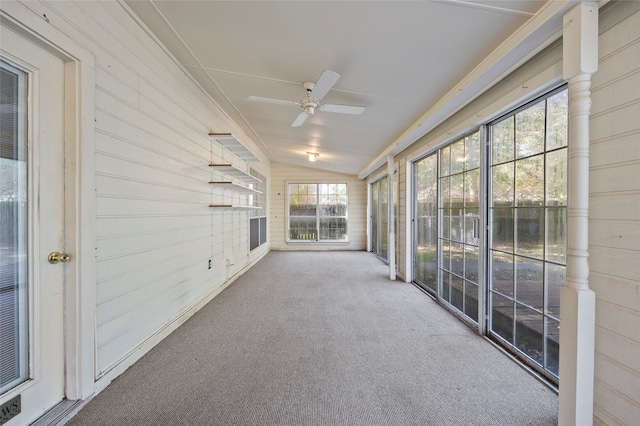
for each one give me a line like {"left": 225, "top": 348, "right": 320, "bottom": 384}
{"left": 48, "top": 252, "right": 71, "bottom": 264}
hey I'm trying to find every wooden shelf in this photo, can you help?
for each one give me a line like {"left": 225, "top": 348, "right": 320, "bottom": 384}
{"left": 209, "top": 204, "right": 262, "bottom": 210}
{"left": 209, "top": 181, "right": 261, "bottom": 194}
{"left": 208, "top": 163, "right": 261, "bottom": 184}
{"left": 209, "top": 133, "right": 260, "bottom": 162}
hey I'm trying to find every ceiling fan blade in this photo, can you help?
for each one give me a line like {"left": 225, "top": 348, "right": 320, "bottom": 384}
{"left": 320, "top": 104, "right": 365, "bottom": 115}
{"left": 291, "top": 111, "right": 309, "bottom": 127}
{"left": 247, "top": 96, "right": 298, "bottom": 107}
{"left": 310, "top": 70, "right": 340, "bottom": 100}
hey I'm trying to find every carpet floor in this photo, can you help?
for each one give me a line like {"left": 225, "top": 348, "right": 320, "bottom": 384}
{"left": 66, "top": 251, "right": 558, "bottom": 425}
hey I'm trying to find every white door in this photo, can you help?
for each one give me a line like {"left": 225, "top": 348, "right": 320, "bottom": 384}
{"left": 1, "top": 24, "right": 66, "bottom": 426}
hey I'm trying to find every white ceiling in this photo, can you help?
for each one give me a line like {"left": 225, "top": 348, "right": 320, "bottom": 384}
{"left": 126, "top": 1, "right": 560, "bottom": 176}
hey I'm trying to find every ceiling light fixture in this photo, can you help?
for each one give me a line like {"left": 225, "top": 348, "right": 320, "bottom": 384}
{"left": 307, "top": 152, "right": 319, "bottom": 162}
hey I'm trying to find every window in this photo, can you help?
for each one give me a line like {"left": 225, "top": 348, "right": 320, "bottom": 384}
{"left": 249, "top": 168, "right": 267, "bottom": 250}
{"left": 288, "top": 183, "right": 348, "bottom": 242}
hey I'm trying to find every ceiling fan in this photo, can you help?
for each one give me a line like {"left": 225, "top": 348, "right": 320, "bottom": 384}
{"left": 247, "top": 70, "right": 365, "bottom": 127}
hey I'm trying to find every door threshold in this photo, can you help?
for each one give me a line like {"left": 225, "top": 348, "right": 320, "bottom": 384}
{"left": 31, "top": 399, "right": 83, "bottom": 426}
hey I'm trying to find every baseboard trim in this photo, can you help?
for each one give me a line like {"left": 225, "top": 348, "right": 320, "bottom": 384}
{"left": 92, "top": 249, "right": 270, "bottom": 395}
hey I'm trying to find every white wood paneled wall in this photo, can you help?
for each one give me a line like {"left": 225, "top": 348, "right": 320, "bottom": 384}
{"left": 270, "top": 163, "right": 366, "bottom": 251}
{"left": 590, "top": 5, "right": 640, "bottom": 425}
{"left": 12, "top": 0, "right": 270, "bottom": 377}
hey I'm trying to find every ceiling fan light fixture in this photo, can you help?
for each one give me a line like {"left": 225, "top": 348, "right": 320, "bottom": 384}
{"left": 247, "top": 70, "right": 365, "bottom": 128}
{"left": 307, "top": 152, "right": 319, "bottom": 162}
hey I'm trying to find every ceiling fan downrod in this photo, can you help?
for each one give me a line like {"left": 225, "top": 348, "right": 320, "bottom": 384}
{"left": 301, "top": 83, "right": 318, "bottom": 116}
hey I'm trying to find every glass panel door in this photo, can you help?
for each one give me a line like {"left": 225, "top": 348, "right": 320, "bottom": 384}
{"left": 414, "top": 153, "right": 438, "bottom": 293}
{"left": 1, "top": 27, "right": 67, "bottom": 423}
{"left": 379, "top": 177, "right": 388, "bottom": 260}
{"left": 370, "top": 176, "right": 389, "bottom": 261}
{"left": 0, "top": 60, "right": 28, "bottom": 395}
{"left": 439, "top": 132, "right": 481, "bottom": 322}
{"left": 488, "top": 89, "right": 567, "bottom": 379}
{"left": 371, "top": 181, "right": 378, "bottom": 254}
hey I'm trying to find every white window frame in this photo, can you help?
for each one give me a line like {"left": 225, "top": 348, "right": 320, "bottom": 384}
{"left": 249, "top": 168, "right": 267, "bottom": 251}
{"left": 285, "top": 181, "right": 349, "bottom": 243}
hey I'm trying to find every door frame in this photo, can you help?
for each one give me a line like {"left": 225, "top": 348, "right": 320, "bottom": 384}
{"left": 0, "top": 4, "right": 96, "bottom": 402}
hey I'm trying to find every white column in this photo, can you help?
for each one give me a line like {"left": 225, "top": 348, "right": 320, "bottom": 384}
{"left": 387, "top": 154, "right": 396, "bottom": 280}
{"left": 559, "top": 3, "right": 598, "bottom": 425}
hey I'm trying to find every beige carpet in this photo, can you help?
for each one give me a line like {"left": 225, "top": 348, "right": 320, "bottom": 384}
{"left": 66, "top": 251, "right": 557, "bottom": 425}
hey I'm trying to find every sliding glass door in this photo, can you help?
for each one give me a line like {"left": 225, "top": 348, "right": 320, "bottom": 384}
{"left": 439, "top": 133, "right": 481, "bottom": 322}
{"left": 488, "top": 89, "right": 567, "bottom": 379}
{"left": 411, "top": 87, "right": 567, "bottom": 383}
{"left": 413, "top": 131, "right": 480, "bottom": 323}
{"left": 414, "top": 154, "right": 438, "bottom": 293}
{"left": 370, "top": 176, "right": 389, "bottom": 261}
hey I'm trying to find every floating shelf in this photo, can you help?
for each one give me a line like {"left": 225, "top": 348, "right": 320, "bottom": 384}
{"left": 209, "top": 163, "right": 261, "bottom": 184}
{"left": 209, "top": 181, "right": 261, "bottom": 194}
{"left": 209, "top": 204, "right": 262, "bottom": 210}
{"left": 209, "top": 132, "right": 260, "bottom": 162}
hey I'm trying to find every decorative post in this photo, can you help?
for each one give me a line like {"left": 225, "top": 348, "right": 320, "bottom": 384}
{"left": 559, "top": 3, "right": 598, "bottom": 425}
{"left": 387, "top": 154, "right": 396, "bottom": 280}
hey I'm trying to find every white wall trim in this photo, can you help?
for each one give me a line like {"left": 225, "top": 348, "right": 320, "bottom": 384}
{"left": 404, "top": 159, "right": 413, "bottom": 283}
{"left": 559, "top": 3, "right": 599, "bottom": 424}
{"left": 387, "top": 155, "right": 396, "bottom": 280}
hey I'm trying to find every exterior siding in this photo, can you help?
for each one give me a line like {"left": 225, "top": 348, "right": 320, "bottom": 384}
{"left": 590, "top": 4, "right": 640, "bottom": 424}
{"left": 270, "top": 163, "right": 366, "bottom": 251}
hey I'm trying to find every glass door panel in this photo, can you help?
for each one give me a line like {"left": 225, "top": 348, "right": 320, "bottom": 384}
{"left": 371, "top": 181, "right": 378, "bottom": 254}
{"left": 379, "top": 177, "right": 388, "bottom": 260}
{"left": 438, "top": 132, "right": 480, "bottom": 323}
{"left": 371, "top": 176, "right": 390, "bottom": 262}
{"left": 414, "top": 153, "right": 437, "bottom": 293}
{"left": 488, "top": 88, "right": 568, "bottom": 381}
{"left": 0, "top": 60, "right": 29, "bottom": 395}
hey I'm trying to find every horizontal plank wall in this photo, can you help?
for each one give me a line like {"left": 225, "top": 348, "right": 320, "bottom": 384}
{"left": 7, "top": 0, "right": 270, "bottom": 381}
{"left": 270, "top": 162, "right": 366, "bottom": 251}
{"left": 590, "top": 3, "right": 640, "bottom": 425}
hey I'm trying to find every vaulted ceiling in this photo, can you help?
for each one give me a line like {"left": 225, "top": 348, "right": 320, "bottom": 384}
{"left": 126, "top": 1, "right": 572, "bottom": 177}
